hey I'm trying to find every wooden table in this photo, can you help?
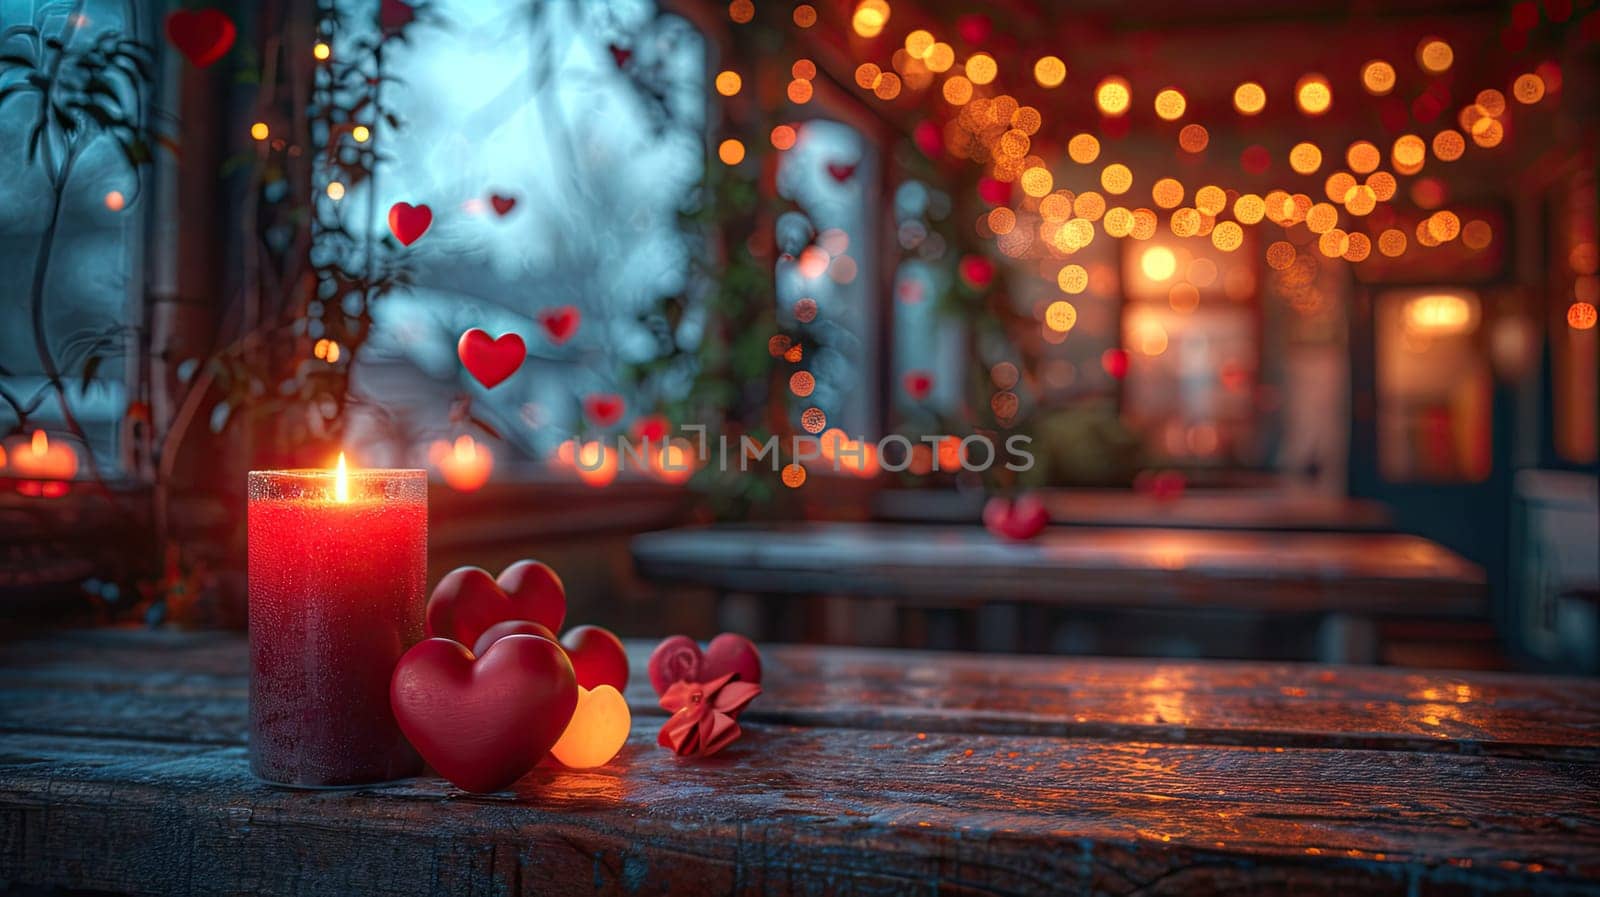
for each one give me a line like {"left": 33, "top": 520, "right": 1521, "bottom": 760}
{"left": 632, "top": 523, "right": 1487, "bottom": 662}
{"left": 875, "top": 488, "right": 1396, "bottom": 532}
{"left": 1, "top": 629, "right": 1597, "bottom": 895}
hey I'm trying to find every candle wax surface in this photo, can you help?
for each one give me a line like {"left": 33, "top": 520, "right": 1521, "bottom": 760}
{"left": 248, "top": 476, "right": 426, "bottom": 786}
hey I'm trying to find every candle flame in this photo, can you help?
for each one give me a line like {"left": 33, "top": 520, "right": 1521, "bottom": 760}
{"left": 335, "top": 452, "right": 349, "bottom": 502}
{"left": 31, "top": 430, "right": 48, "bottom": 456}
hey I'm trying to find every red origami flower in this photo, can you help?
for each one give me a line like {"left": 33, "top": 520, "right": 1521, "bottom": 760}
{"left": 657, "top": 672, "right": 762, "bottom": 757}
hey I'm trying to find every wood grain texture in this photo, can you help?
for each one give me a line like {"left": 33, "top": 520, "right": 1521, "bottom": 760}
{"left": 3, "top": 726, "right": 1598, "bottom": 896}
{"left": 5, "top": 631, "right": 1597, "bottom": 759}
{"left": 631, "top": 523, "right": 1488, "bottom": 616}
{"left": 3, "top": 629, "right": 1598, "bottom": 895}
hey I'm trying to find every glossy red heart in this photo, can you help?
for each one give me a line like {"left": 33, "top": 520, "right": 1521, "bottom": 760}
{"left": 561, "top": 625, "right": 629, "bottom": 691}
{"left": 489, "top": 194, "right": 516, "bottom": 216}
{"left": 539, "top": 306, "right": 580, "bottom": 345}
{"left": 472, "top": 619, "right": 557, "bottom": 658}
{"left": 826, "top": 162, "right": 857, "bottom": 182}
{"left": 391, "top": 634, "right": 577, "bottom": 793}
{"left": 165, "top": 9, "right": 235, "bottom": 68}
{"left": 903, "top": 370, "right": 934, "bottom": 400}
{"left": 387, "top": 202, "right": 433, "bottom": 246}
{"left": 983, "top": 494, "right": 1050, "bottom": 541}
{"left": 426, "top": 560, "right": 566, "bottom": 648}
{"left": 647, "top": 632, "right": 762, "bottom": 697}
{"left": 608, "top": 44, "right": 632, "bottom": 68}
{"left": 456, "top": 328, "right": 526, "bottom": 389}
{"left": 584, "top": 393, "right": 625, "bottom": 428}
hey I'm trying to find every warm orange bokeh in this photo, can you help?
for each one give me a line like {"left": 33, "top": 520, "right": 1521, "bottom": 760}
{"left": 550, "top": 685, "right": 631, "bottom": 769}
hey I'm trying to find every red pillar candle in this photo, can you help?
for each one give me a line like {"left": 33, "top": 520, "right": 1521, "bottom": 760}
{"left": 247, "top": 456, "right": 427, "bottom": 786}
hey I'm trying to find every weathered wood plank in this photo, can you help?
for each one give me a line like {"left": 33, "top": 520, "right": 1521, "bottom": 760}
{"left": 4, "top": 631, "right": 1597, "bottom": 759}
{"left": 2, "top": 726, "right": 1598, "bottom": 896}
{"left": 631, "top": 523, "right": 1487, "bottom": 616}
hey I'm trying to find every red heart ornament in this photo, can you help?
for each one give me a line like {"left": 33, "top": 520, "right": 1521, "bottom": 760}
{"left": 379, "top": 0, "right": 416, "bottom": 33}
{"left": 631, "top": 414, "right": 670, "bottom": 444}
{"left": 472, "top": 619, "right": 557, "bottom": 658}
{"left": 647, "top": 632, "right": 762, "bottom": 697}
{"left": 561, "top": 625, "right": 629, "bottom": 691}
{"left": 539, "top": 306, "right": 580, "bottom": 345}
{"left": 489, "top": 194, "right": 517, "bottom": 216}
{"left": 903, "top": 370, "right": 934, "bottom": 400}
{"left": 826, "top": 162, "right": 857, "bottom": 183}
{"left": 608, "top": 44, "right": 633, "bottom": 68}
{"left": 983, "top": 494, "right": 1050, "bottom": 542}
{"left": 456, "top": 328, "right": 526, "bottom": 389}
{"left": 387, "top": 202, "right": 433, "bottom": 246}
{"left": 391, "top": 635, "right": 578, "bottom": 793}
{"left": 426, "top": 560, "right": 566, "bottom": 648}
{"left": 165, "top": 9, "right": 235, "bottom": 68}
{"left": 584, "top": 393, "right": 625, "bottom": 428}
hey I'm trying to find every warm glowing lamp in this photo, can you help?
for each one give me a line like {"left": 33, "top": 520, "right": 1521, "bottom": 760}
{"left": 10, "top": 430, "right": 79, "bottom": 482}
{"left": 1405, "top": 293, "right": 1479, "bottom": 335}
{"left": 550, "top": 685, "right": 631, "bottom": 769}
{"left": 429, "top": 435, "right": 493, "bottom": 492}
{"left": 1140, "top": 246, "right": 1178, "bottom": 282}
{"left": 575, "top": 441, "right": 618, "bottom": 487}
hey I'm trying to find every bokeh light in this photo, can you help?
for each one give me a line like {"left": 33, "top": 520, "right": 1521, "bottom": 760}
{"left": 1045, "top": 300, "right": 1078, "bottom": 332}
{"left": 1101, "top": 163, "right": 1133, "bottom": 195}
{"left": 1361, "top": 60, "right": 1397, "bottom": 95}
{"left": 966, "top": 53, "right": 997, "bottom": 85}
{"left": 852, "top": 0, "right": 889, "bottom": 37}
{"left": 1233, "top": 81, "right": 1266, "bottom": 115}
{"left": 715, "top": 70, "right": 742, "bottom": 96}
{"left": 1096, "top": 77, "right": 1131, "bottom": 116}
{"left": 1154, "top": 88, "right": 1186, "bottom": 121}
{"left": 1178, "top": 124, "right": 1209, "bottom": 153}
{"left": 1417, "top": 37, "right": 1454, "bottom": 73}
{"left": 1296, "top": 74, "right": 1332, "bottom": 115}
{"left": 1068, "top": 133, "right": 1100, "bottom": 164}
{"left": 1034, "top": 55, "right": 1066, "bottom": 88}
{"left": 718, "top": 139, "right": 745, "bottom": 165}
{"left": 1152, "top": 178, "right": 1184, "bottom": 209}
{"left": 1289, "top": 142, "right": 1323, "bottom": 174}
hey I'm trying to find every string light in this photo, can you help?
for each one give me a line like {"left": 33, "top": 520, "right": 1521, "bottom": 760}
{"left": 1153, "top": 88, "right": 1186, "bottom": 121}
{"left": 312, "top": 41, "right": 331, "bottom": 60}
{"left": 1095, "top": 77, "right": 1131, "bottom": 116}
{"left": 1296, "top": 74, "right": 1332, "bottom": 115}
{"left": 715, "top": 70, "right": 742, "bottom": 96}
{"left": 718, "top": 139, "right": 745, "bottom": 165}
{"left": 1233, "top": 81, "right": 1266, "bottom": 115}
{"left": 1033, "top": 55, "right": 1065, "bottom": 88}
{"left": 1361, "top": 60, "right": 1396, "bottom": 95}
{"left": 326, "top": 181, "right": 345, "bottom": 200}
{"left": 352, "top": 125, "right": 370, "bottom": 143}
{"left": 250, "top": 121, "right": 269, "bottom": 141}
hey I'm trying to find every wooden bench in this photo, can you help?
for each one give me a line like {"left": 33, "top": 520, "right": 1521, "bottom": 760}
{"left": 2, "top": 628, "right": 1597, "bottom": 895}
{"left": 632, "top": 522, "right": 1488, "bottom": 663}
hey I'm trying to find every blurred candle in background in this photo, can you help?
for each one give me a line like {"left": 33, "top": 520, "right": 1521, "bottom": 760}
{"left": 247, "top": 456, "right": 426, "bottom": 786}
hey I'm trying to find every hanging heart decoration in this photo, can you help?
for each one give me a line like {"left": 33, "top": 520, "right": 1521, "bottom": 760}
{"left": 164, "top": 9, "right": 236, "bottom": 68}
{"left": 903, "top": 370, "right": 934, "bottom": 400}
{"left": 583, "top": 393, "right": 626, "bottom": 428}
{"left": 608, "top": 44, "right": 633, "bottom": 68}
{"left": 489, "top": 194, "right": 517, "bottom": 216}
{"left": 387, "top": 202, "right": 433, "bottom": 246}
{"left": 456, "top": 328, "right": 526, "bottom": 389}
{"left": 826, "top": 162, "right": 857, "bottom": 183}
{"left": 539, "top": 306, "right": 581, "bottom": 345}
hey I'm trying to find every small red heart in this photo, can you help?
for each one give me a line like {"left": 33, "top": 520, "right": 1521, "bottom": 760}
{"left": 584, "top": 393, "right": 625, "bottom": 428}
{"left": 387, "top": 202, "right": 433, "bottom": 246}
{"left": 489, "top": 194, "right": 517, "bottom": 216}
{"left": 826, "top": 162, "right": 857, "bottom": 183}
{"left": 959, "top": 254, "right": 995, "bottom": 289}
{"left": 983, "top": 494, "right": 1050, "bottom": 541}
{"left": 647, "top": 632, "right": 762, "bottom": 697}
{"left": 903, "top": 370, "right": 934, "bottom": 400}
{"left": 560, "top": 625, "right": 630, "bottom": 691}
{"left": 165, "top": 9, "right": 235, "bottom": 68}
{"left": 379, "top": 0, "right": 416, "bottom": 33}
{"left": 472, "top": 619, "right": 557, "bottom": 658}
{"left": 631, "top": 414, "right": 670, "bottom": 444}
{"left": 391, "top": 635, "right": 578, "bottom": 793}
{"left": 608, "top": 44, "right": 633, "bottom": 68}
{"left": 456, "top": 328, "right": 526, "bottom": 389}
{"left": 539, "top": 306, "right": 580, "bottom": 345}
{"left": 426, "top": 560, "right": 566, "bottom": 648}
